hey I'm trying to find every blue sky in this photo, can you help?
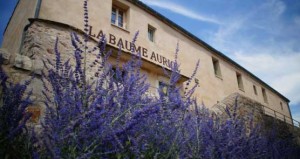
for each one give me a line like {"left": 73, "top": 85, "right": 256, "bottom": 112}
{"left": 0, "top": 0, "right": 18, "bottom": 45}
{"left": 0, "top": 0, "right": 299, "bottom": 123}
{"left": 140, "top": 0, "right": 300, "bottom": 123}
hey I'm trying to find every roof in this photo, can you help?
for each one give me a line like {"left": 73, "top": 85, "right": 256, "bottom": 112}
{"left": 128, "top": 0, "right": 290, "bottom": 103}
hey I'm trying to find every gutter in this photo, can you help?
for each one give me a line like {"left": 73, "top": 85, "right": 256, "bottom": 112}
{"left": 35, "top": 0, "right": 42, "bottom": 18}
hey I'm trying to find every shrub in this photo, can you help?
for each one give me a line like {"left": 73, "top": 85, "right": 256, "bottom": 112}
{"left": 1, "top": 0, "right": 299, "bottom": 158}
{"left": 0, "top": 56, "right": 34, "bottom": 159}
{"left": 34, "top": 0, "right": 300, "bottom": 158}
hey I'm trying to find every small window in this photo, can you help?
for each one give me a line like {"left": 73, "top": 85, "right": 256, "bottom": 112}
{"left": 236, "top": 72, "right": 244, "bottom": 91}
{"left": 262, "top": 88, "right": 268, "bottom": 103}
{"left": 148, "top": 25, "right": 155, "bottom": 42}
{"left": 159, "top": 81, "right": 169, "bottom": 95}
{"left": 111, "top": 8, "right": 117, "bottom": 24}
{"left": 280, "top": 102, "right": 283, "bottom": 110}
{"left": 111, "top": 67, "right": 126, "bottom": 82}
{"left": 111, "top": 5, "right": 127, "bottom": 29}
{"left": 118, "top": 10, "right": 124, "bottom": 27}
{"left": 253, "top": 85, "right": 257, "bottom": 95}
{"left": 212, "top": 57, "right": 222, "bottom": 78}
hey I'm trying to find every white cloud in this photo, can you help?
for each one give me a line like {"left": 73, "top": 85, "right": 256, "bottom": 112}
{"left": 232, "top": 52, "right": 300, "bottom": 105}
{"left": 212, "top": 0, "right": 286, "bottom": 45}
{"left": 292, "top": 112, "right": 300, "bottom": 125}
{"left": 205, "top": 0, "right": 300, "bottom": 105}
{"left": 140, "top": 0, "right": 222, "bottom": 25}
{"left": 271, "top": 73, "right": 300, "bottom": 105}
{"left": 294, "top": 16, "right": 300, "bottom": 26}
{"left": 266, "top": 0, "right": 286, "bottom": 17}
{"left": 233, "top": 52, "right": 300, "bottom": 76}
{"left": 140, "top": 0, "right": 300, "bottom": 118}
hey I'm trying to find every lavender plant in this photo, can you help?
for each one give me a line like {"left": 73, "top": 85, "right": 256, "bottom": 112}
{"left": 35, "top": 1, "right": 158, "bottom": 156}
{"left": 31, "top": 0, "right": 300, "bottom": 158}
{"left": 0, "top": 56, "right": 34, "bottom": 158}
{"left": 37, "top": 31, "right": 158, "bottom": 158}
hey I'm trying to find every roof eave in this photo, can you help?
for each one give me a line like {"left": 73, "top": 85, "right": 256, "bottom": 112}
{"left": 128, "top": 0, "right": 290, "bottom": 103}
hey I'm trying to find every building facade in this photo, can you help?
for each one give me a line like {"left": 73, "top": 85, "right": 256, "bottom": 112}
{"left": 1, "top": 0, "right": 294, "bottom": 123}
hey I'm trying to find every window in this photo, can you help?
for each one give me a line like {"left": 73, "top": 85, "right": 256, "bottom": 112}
{"left": 236, "top": 72, "right": 244, "bottom": 91}
{"left": 253, "top": 85, "right": 257, "bottom": 95}
{"left": 111, "top": 8, "right": 117, "bottom": 24}
{"left": 110, "top": 67, "right": 126, "bottom": 83}
{"left": 262, "top": 88, "right": 268, "bottom": 103}
{"left": 212, "top": 57, "right": 222, "bottom": 78}
{"left": 118, "top": 10, "right": 124, "bottom": 27}
{"left": 280, "top": 102, "right": 283, "bottom": 110}
{"left": 159, "top": 81, "right": 169, "bottom": 95}
{"left": 148, "top": 25, "right": 156, "bottom": 42}
{"left": 111, "top": 5, "right": 127, "bottom": 29}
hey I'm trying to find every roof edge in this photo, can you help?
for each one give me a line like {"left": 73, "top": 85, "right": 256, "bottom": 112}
{"left": 128, "top": 0, "right": 290, "bottom": 103}
{"left": 3, "top": 0, "right": 21, "bottom": 36}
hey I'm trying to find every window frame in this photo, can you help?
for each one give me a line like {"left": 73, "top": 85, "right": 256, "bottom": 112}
{"left": 212, "top": 57, "right": 222, "bottom": 78}
{"left": 262, "top": 87, "right": 268, "bottom": 103}
{"left": 158, "top": 81, "right": 169, "bottom": 96}
{"left": 253, "top": 85, "right": 257, "bottom": 95}
{"left": 110, "top": 67, "right": 126, "bottom": 83}
{"left": 148, "top": 25, "right": 156, "bottom": 42}
{"left": 236, "top": 72, "right": 244, "bottom": 91}
{"left": 111, "top": 6, "right": 127, "bottom": 29}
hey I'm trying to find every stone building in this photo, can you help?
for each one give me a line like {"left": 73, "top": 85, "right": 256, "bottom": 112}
{"left": 0, "top": 0, "right": 295, "bottom": 124}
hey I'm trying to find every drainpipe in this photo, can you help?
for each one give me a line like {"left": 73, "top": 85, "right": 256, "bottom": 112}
{"left": 35, "top": 0, "right": 42, "bottom": 18}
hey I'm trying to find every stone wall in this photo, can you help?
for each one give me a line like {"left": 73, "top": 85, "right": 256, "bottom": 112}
{"left": 1, "top": 20, "right": 102, "bottom": 124}
{"left": 212, "top": 92, "right": 265, "bottom": 131}
{"left": 212, "top": 92, "right": 300, "bottom": 144}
